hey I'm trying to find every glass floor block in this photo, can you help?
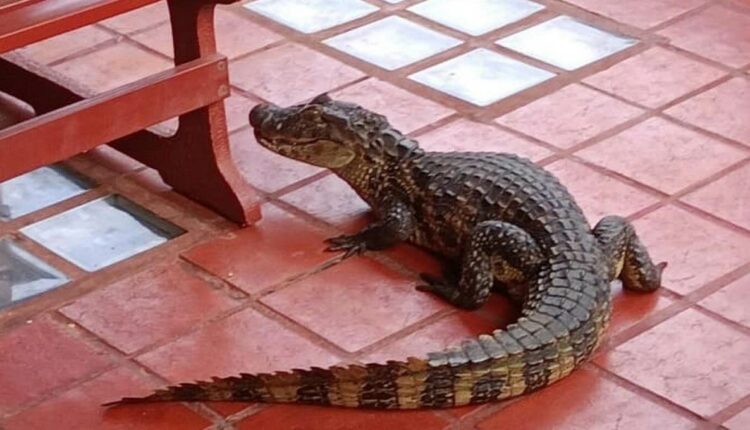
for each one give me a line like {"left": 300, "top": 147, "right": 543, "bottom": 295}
{"left": 0, "top": 239, "right": 68, "bottom": 309}
{"left": 324, "top": 16, "right": 461, "bottom": 70}
{"left": 244, "top": 0, "right": 378, "bottom": 34}
{"left": 409, "top": 48, "right": 556, "bottom": 106}
{"left": 0, "top": 165, "right": 92, "bottom": 221}
{"left": 21, "top": 195, "right": 185, "bottom": 271}
{"left": 497, "top": 16, "right": 637, "bottom": 70}
{"left": 409, "top": 0, "right": 544, "bottom": 36}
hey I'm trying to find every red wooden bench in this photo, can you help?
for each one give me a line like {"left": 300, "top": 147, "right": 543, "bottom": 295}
{"left": 0, "top": 0, "right": 261, "bottom": 225}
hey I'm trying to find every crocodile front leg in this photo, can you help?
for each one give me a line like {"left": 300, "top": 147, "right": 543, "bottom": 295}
{"left": 593, "top": 215, "right": 666, "bottom": 292}
{"left": 325, "top": 198, "right": 416, "bottom": 258}
{"left": 418, "top": 220, "right": 542, "bottom": 310}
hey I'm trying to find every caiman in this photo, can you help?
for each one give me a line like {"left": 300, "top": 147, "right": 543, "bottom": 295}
{"left": 107, "top": 94, "right": 666, "bottom": 409}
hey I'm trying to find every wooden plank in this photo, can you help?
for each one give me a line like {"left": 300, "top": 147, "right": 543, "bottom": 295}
{"left": 0, "top": 0, "right": 160, "bottom": 52}
{"left": 0, "top": 54, "right": 229, "bottom": 181}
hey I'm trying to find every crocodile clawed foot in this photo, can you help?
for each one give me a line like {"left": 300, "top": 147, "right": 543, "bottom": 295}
{"left": 324, "top": 234, "right": 368, "bottom": 259}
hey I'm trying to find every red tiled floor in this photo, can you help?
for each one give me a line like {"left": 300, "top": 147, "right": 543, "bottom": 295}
{"left": 698, "top": 272, "right": 750, "bottom": 329}
{"left": 230, "top": 43, "right": 365, "bottom": 105}
{"left": 496, "top": 84, "right": 643, "bottom": 148}
{"left": 607, "top": 281, "right": 674, "bottom": 336}
{"left": 59, "top": 265, "right": 237, "bottom": 354}
{"left": 333, "top": 79, "right": 454, "bottom": 134}
{"left": 630, "top": 205, "right": 750, "bottom": 295}
{"left": 131, "top": 9, "right": 282, "bottom": 59}
{"left": 51, "top": 42, "right": 172, "bottom": 94}
{"left": 0, "top": 318, "right": 111, "bottom": 411}
{"left": 417, "top": 119, "right": 552, "bottom": 161}
{"left": 260, "top": 257, "right": 448, "bottom": 352}
{"left": 18, "top": 25, "right": 114, "bottom": 65}
{"left": 666, "top": 77, "right": 750, "bottom": 146}
{"left": 6, "top": 1, "right": 750, "bottom": 428}
{"left": 183, "top": 204, "right": 332, "bottom": 294}
{"left": 726, "top": 407, "right": 750, "bottom": 430}
{"left": 236, "top": 404, "right": 448, "bottom": 430}
{"left": 280, "top": 174, "right": 371, "bottom": 231}
{"left": 682, "top": 163, "right": 750, "bottom": 230}
{"left": 4, "top": 367, "right": 210, "bottom": 430}
{"left": 564, "top": 0, "right": 704, "bottom": 29}
{"left": 364, "top": 312, "right": 496, "bottom": 362}
{"left": 584, "top": 47, "right": 726, "bottom": 108}
{"left": 545, "top": 159, "right": 659, "bottom": 223}
{"left": 595, "top": 308, "right": 750, "bottom": 417}
{"left": 99, "top": 2, "right": 170, "bottom": 34}
{"left": 229, "top": 127, "right": 323, "bottom": 193}
{"left": 658, "top": 5, "right": 750, "bottom": 68}
{"left": 136, "top": 306, "right": 340, "bottom": 381}
{"left": 577, "top": 117, "right": 745, "bottom": 194}
{"left": 477, "top": 368, "right": 694, "bottom": 429}
{"left": 224, "top": 92, "right": 262, "bottom": 133}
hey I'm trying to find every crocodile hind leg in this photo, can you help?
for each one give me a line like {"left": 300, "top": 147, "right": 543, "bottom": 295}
{"left": 418, "top": 220, "right": 542, "bottom": 309}
{"left": 593, "top": 215, "right": 666, "bottom": 292}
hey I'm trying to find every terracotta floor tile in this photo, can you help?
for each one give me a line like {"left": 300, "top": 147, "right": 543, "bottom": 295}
{"left": 18, "top": 25, "right": 114, "bottom": 65}
{"left": 229, "top": 128, "right": 323, "bottom": 193}
{"left": 0, "top": 318, "right": 111, "bottom": 410}
{"left": 128, "top": 23, "right": 173, "bottom": 58}
{"left": 223, "top": 92, "right": 261, "bottom": 133}
{"left": 131, "top": 10, "right": 282, "bottom": 59}
{"left": 666, "top": 77, "right": 750, "bottom": 146}
{"left": 381, "top": 243, "right": 444, "bottom": 276}
{"left": 630, "top": 205, "right": 750, "bottom": 295}
{"left": 136, "top": 307, "right": 340, "bottom": 381}
{"left": 182, "top": 204, "right": 332, "bottom": 294}
{"left": 333, "top": 78, "right": 453, "bottom": 134}
{"left": 496, "top": 84, "right": 643, "bottom": 148}
{"left": 236, "top": 404, "right": 448, "bottom": 430}
{"left": 658, "top": 5, "right": 750, "bottom": 68}
{"left": 280, "top": 174, "right": 371, "bottom": 230}
{"left": 52, "top": 42, "right": 172, "bottom": 94}
{"left": 364, "top": 312, "right": 497, "bottom": 363}
{"left": 725, "top": 406, "right": 750, "bottom": 430}
{"left": 4, "top": 367, "right": 210, "bottom": 430}
{"left": 261, "top": 258, "right": 448, "bottom": 352}
{"left": 59, "top": 265, "right": 236, "bottom": 354}
{"left": 682, "top": 163, "right": 750, "bottom": 230}
{"left": 100, "top": 2, "right": 170, "bottom": 34}
{"left": 545, "top": 159, "right": 659, "bottom": 223}
{"left": 584, "top": 47, "right": 726, "bottom": 108}
{"left": 698, "top": 272, "right": 750, "bottom": 329}
{"left": 477, "top": 368, "right": 694, "bottom": 430}
{"left": 564, "top": 0, "right": 704, "bottom": 28}
{"left": 607, "top": 281, "right": 673, "bottom": 336}
{"left": 417, "top": 119, "right": 552, "bottom": 161}
{"left": 230, "top": 43, "right": 365, "bottom": 106}
{"left": 577, "top": 117, "right": 745, "bottom": 194}
{"left": 595, "top": 308, "right": 750, "bottom": 416}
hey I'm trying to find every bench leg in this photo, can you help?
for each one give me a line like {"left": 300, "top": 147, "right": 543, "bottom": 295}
{"left": 117, "top": 0, "right": 261, "bottom": 225}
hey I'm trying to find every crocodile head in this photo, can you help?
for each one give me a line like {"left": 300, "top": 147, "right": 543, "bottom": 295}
{"left": 249, "top": 93, "right": 393, "bottom": 169}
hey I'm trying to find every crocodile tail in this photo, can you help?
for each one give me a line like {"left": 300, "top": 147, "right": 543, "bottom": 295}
{"left": 104, "top": 301, "right": 609, "bottom": 408}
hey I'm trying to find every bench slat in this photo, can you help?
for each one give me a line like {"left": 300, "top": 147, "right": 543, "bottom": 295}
{"left": 0, "top": 54, "right": 228, "bottom": 181}
{"left": 0, "top": 0, "right": 161, "bottom": 52}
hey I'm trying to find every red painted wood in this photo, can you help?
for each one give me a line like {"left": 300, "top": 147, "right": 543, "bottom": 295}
{"left": 0, "top": 0, "right": 261, "bottom": 225}
{"left": 0, "top": 55, "right": 226, "bottom": 180}
{"left": 0, "top": 0, "right": 162, "bottom": 53}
